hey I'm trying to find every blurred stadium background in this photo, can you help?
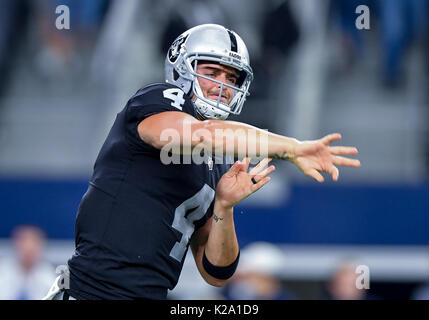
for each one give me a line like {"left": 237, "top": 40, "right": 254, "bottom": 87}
{"left": 1, "top": 0, "right": 429, "bottom": 300}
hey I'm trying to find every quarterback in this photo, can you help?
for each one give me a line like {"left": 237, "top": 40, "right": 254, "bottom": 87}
{"left": 44, "top": 24, "right": 360, "bottom": 300}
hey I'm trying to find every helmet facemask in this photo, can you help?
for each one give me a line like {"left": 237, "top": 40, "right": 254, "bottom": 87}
{"left": 187, "top": 57, "right": 252, "bottom": 120}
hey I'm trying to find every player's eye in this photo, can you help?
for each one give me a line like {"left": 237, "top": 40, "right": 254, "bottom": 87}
{"left": 203, "top": 70, "right": 215, "bottom": 77}
{"left": 227, "top": 77, "right": 237, "bottom": 85}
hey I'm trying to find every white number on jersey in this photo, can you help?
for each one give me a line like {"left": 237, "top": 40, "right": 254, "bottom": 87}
{"left": 169, "top": 184, "right": 215, "bottom": 262}
{"left": 163, "top": 88, "right": 185, "bottom": 110}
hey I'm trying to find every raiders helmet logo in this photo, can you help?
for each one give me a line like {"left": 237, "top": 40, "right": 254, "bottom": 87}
{"left": 168, "top": 35, "right": 188, "bottom": 63}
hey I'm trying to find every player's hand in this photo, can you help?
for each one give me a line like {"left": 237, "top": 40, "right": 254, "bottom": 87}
{"left": 291, "top": 133, "right": 360, "bottom": 182}
{"left": 215, "top": 158, "right": 275, "bottom": 209}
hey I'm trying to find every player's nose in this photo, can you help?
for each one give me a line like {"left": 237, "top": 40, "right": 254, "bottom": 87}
{"left": 215, "top": 75, "right": 230, "bottom": 91}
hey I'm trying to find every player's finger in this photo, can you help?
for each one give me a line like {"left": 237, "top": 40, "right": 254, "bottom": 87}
{"left": 250, "top": 176, "right": 271, "bottom": 193}
{"left": 225, "top": 161, "right": 242, "bottom": 177}
{"left": 333, "top": 156, "right": 361, "bottom": 167}
{"left": 240, "top": 157, "right": 251, "bottom": 172}
{"left": 249, "top": 158, "right": 272, "bottom": 176}
{"left": 251, "top": 165, "right": 276, "bottom": 183}
{"left": 307, "top": 169, "right": 324, "bottom": 183}
{"left": 254, "top": 158, "right": 272, "bottom": 171}
{"left": 329, "top": 146, "right": 358, "bottom": 155}
{"left": 330, "top": 165, "right": 339, "bottom": 181}
{"left": 321, "top": 133, "right": 342, "bottom": 145}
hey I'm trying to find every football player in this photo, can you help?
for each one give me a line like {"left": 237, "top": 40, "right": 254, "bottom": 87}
{"left": 45, "top": 24, "right": 360, "bottom": 300}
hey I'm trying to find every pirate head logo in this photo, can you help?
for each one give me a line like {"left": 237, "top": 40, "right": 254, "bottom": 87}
{"left": 168, "top": 35, "right": 188, "bottom": 63}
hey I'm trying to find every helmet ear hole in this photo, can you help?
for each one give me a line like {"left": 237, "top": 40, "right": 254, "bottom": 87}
{"left": 236, "top": 71, "right": 247, "bottom": 87}
{"left": 173, "top": 69, "right": 180, "bottom": 81}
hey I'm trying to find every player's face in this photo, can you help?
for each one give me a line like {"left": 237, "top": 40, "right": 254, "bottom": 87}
{"left": 195, "top": 62, "right": 239, "bottom": 105}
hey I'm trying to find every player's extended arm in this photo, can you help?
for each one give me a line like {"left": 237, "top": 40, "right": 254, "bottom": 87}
{"left": 138, "top": 111, "right": 360, "bottom": 182}
{"left": 190, "top": 158, "right": 274, "bottom": 286}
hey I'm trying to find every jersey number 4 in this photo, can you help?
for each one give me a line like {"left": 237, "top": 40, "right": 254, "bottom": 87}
{"left": 163, "top": 88, "right": 185, "bottom": 110}
{"left": 169, "top": 184, "right": 215, "bottom": 262}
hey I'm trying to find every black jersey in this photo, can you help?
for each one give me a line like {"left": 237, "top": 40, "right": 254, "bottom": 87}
{"left": 67, "top": 83, "right": 232, "bottom": 300}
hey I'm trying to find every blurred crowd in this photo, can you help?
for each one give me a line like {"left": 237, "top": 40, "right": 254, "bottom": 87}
{"left": 0, "top": 225, "right": 55, "bottom": 300}
{"left": 1, "top": 226, "right": 429, "bottom": 300}
{"left": 1, "top": 0, "right": 429, "bottom": 172}
{"left": 330, "top": 0, "right": 428, "bottom": 88}
{"left": 1, "top": 0, "right": 428, "bottom": 93}
{"left": 0, "top": 0, "right": 111, "bottom": 95}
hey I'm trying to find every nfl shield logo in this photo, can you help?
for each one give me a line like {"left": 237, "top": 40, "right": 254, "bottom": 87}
{"left": 207, "top": 157, "right": 213, "bottom": 171}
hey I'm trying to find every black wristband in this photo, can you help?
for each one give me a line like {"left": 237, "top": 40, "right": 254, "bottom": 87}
{"left": 202, "top": 250, "right": 240, "bottom": 280}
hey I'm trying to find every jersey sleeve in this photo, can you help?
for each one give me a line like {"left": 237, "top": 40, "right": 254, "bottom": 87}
{"left": 125, "top": 83, "right": 189, "bottom": 152}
